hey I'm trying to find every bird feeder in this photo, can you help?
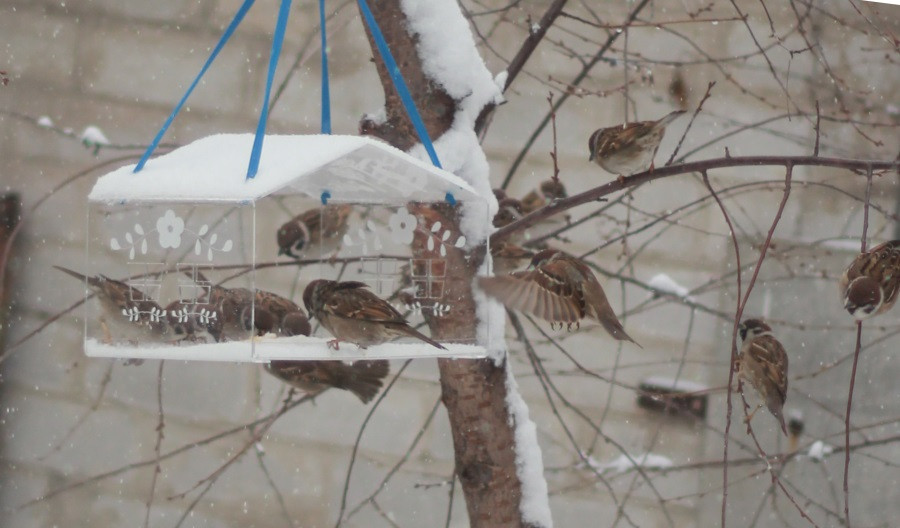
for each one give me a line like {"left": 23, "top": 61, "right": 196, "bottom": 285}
{"left": 77, "top": 0, "right": 491, "bottom": 362}
{"left": 84, "top": 133, "right": 491, "bottom": 362}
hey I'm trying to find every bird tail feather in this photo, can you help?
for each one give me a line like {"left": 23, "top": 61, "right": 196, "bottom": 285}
{"left": 342, "top": 360, "right": 390, "bottom": 403}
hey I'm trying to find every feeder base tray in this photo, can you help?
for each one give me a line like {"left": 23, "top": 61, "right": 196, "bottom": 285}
{"left": 84, "top": 337, "right": 487, "bottom": 362}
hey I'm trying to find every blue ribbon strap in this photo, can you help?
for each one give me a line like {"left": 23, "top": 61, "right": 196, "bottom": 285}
{"left": 319, "top": 0, "right": 332, "bottom": 134}
{"left": 247, "top": 0, "right": 293, "bottom": 180}
{"left": 356, "top": 0, "right": 442, "bottom": 169}
{"left": 135, "top": 0, "right": 256, "bottom": 173}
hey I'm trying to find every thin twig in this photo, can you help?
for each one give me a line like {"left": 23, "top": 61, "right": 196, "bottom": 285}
{"left": 335, "top": 359, "right": 413, "bottom": 528}
{"left": 814, "top": 100, "right": 821, "bottom": 157}
{"left": 666, "top": 81, "right": 715, "bottom": 165}
{"left": 344, "top": 397, "right": 442, "bottom": 520}
{"left": 143, "top": 361, "right": 166, "bottom": 528}
{"left": 547, "top": 92, "right": 560, "bottom": 183}
{"left": 843, "top": 166, "right": 873, "bottom": 526}
{"left": 703, "top": 170, "right": 743, "bottom": 528}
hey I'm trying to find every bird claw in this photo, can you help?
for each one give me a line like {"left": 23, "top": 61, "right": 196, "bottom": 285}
{"left": 327, "top": 339, "right": 342, "bottom": 350}
{"left": 616, "top": 175, "right": 626, "bottom": 184}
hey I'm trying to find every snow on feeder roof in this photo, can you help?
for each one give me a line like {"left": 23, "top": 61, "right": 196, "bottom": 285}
{"left": 89, "top": 134, "right": 482, "bottom": 205}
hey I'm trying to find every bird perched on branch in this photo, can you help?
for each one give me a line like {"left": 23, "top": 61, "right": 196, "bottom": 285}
{"left": 277, "top": 203, "right": 352, "bottom": 259}
{"left": 737, "top": 318, "right": 788, "bottom": 435}
{"left": 55, "top": 266, "right": 168, "bottom": 343}
{"left": 840, "top": 239, "right": 900, "bottom": 320}
{"left": 264, "top": 359, "right": 390, "bottom": 403}
{"left": 492, "top": 197, "right": 524, "bottom": 229}
{"left": 477, "top": 249, "right": 639, "bottom": 345}
{"left": 588, "top": 110, "right": 685, "bottom": 178}
{"left": 303, "top": 279, "right": 446, "bottom": 350}
{"left": 520, "top": 179, "right": 568, "bottom": 215}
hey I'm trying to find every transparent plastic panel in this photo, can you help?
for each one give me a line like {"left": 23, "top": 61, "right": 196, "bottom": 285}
{"left": 253, "top": 194, "right": 490, "bottom": 360}
{"left": 83, "top": 202, "right": 256, "bottom": 360}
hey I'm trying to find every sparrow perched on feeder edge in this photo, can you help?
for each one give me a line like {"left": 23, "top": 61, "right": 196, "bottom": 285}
{"left": 477, "top": 249, "right": 639, "bottom": 346}
{"left": 840, "top": 239, "right": 900, "bottom": 320}
{"left": 277, "top": 203, "right": 352, "bottom": 259}
{"left": 588, "top": 110, "right": 685, "bottom": 179}
{"left": 55, "top": 266, "right": 169, "bottom": 343}
{"left": 303, "top": 279, "right": 446, "bottom": 350}
{"left": 264, "top": 359, "right": 390, "bottom": 403}
{"left": 737, "top": 318, "right": 788, "bottom": 435}
{"left": 520, "top": 179, "right": 568, "bottom": 215}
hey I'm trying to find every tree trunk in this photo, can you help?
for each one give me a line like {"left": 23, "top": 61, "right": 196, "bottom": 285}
{"left": 356, "top": 2, "right": 539, "bottom": 526}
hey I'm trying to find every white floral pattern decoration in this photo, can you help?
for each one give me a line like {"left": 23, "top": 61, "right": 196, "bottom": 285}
{"left": 388, "top": 208, "right": 417, "bottom": 245}
{"left": 110, "top": 210, "right": 233, "bottom": 261}
{"left": 157, "top": 209, "right": 185, "bottom": 249}
{"left": 425, "top": 221, "right": 466, "bottom": 257}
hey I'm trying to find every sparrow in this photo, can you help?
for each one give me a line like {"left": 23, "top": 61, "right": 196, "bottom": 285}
{"left": 588, "top": 110, "right": 685, "bottom": 177}
{"left": 737, "top": 318, "right": 788, "bottom": 435}
{"left": 303, "top": 279, "right": 446, "bottom": 350}
{"left": 490, "top": 241, "right": 535, "bottom": 275}
{"left": 277, "top": 203, "right": 352, "bottom": 258}
{"left": 55, "top": 266, "right": 168, "bottom": 343}
{"left": 492, "top": 197, "right": 524, "bottom": 229}
{"left": 477, "top": 249, "right": 639, "bottom": 345}
{"left": 254, "top": 290, "right": 312, "bottom": 337}
{"left": 787, "top": 409, "right": 804, "bottom": 453}
{"left": 521, "top": 179, "right": 568, "bottom": 215}
{"left": 165, "top": 298, "right": 216, "bottom": 343}
{"left": 186, "top": 272, "right": 311, "bottom": 341}
{"left": 264, "top": 359, "right": 390, "bottom": 403}
{"left": 667, "top": 67, "right": 689, "bottom": 111}
{"left": 839, "top": 239, "right": 900, "bottom": 320}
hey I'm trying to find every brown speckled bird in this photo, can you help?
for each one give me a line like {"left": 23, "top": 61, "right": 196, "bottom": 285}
{"left": 478, "top": 249, "right": 639, "bottom": 345}
{"left": 55, "top": 266, "right": 168, "bottom": 343}
{"left": 492, "top": 197, "right": 524, "bottom": 229}
{"left": 183, "top": 272, "right": 310, "bottom": 342}
{"left": 491, "top": 241, "right": 535, "bottom": 275}
{"left": 840, "top": 240, "right": 900, "bottom": 320}
{"left": 264, "top": 360, "right": 390, "bottom": 403}
{"left": 277, "top": 204, "right": 352, "bottom": 258}
{"left": 521, "top": 179, "right": 568, "bottom": 215}
{"left": 737, "top": 318, "right": 788, "bottom": 435}
{"left": 303, "top": 279, "right": 446, "bottom": 350}
{"left": 588, "top": 110, "right": 685, "bottom": 177}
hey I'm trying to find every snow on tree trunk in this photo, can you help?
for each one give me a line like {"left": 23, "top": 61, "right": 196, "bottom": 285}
{"left": 356, "top": 0, "right": 551, "bottom": 526}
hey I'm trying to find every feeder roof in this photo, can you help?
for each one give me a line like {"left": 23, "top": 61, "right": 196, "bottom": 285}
{"left": 89, "top": 134, "right": 483, "bottom": 204}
